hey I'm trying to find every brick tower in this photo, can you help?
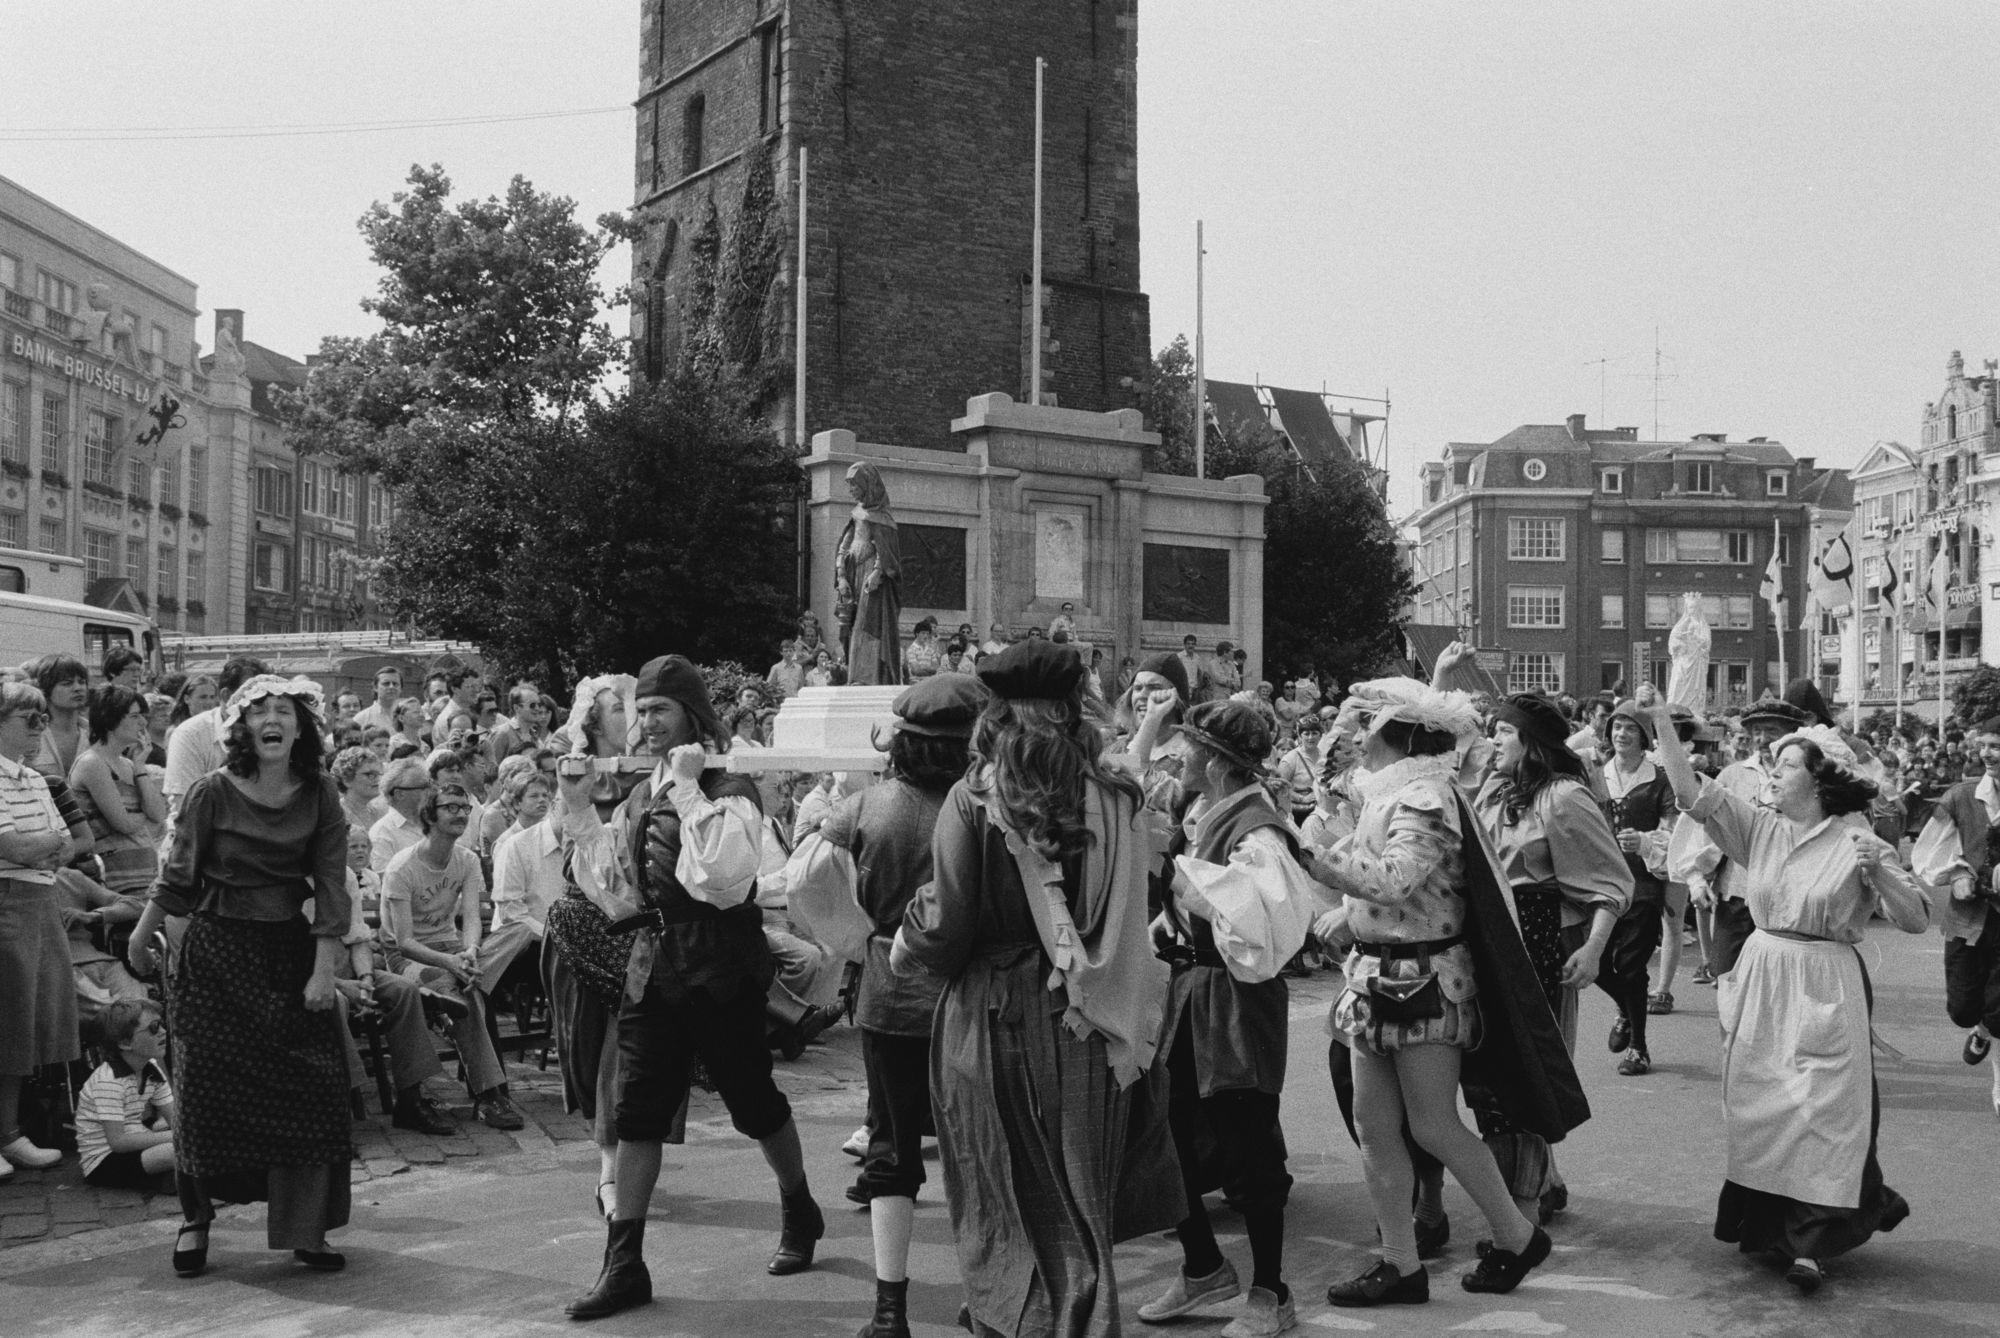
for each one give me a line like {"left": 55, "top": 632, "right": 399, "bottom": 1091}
{"left": 629, "top": 0, "right": 1150, "bottom": 450}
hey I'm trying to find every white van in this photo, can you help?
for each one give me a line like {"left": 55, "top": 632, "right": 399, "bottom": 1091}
{"left": 0, "top": 548, "right": 162, "bottom": 682}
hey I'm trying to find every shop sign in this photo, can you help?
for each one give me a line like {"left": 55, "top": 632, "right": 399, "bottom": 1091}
{"left": 1949, "top": 584, "right": 1980, "bottom": 607}
{"left": 1818, "top": 635, "right": 1843, "bottom": 656}
{"left": 7, "top": 333, "right": 154, "bottom": 404}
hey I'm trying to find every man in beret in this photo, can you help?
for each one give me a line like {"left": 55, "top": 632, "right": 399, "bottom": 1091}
{"left": 1675, "top": 699, "right": 1808, "bottom": 980}
{"left": 559, "top": 654, "right": 824, "bottom": 1320}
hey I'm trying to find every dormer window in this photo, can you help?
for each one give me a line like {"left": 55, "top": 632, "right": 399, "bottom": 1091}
{"left": 1766, "top": 471, "right": 1788, "bottom": 497}
{"left": 1684, "top": 461, "right": 1714, "bottom": 494}
{"left": 1600, "top": 467, "right": 1623, "bottom": 495}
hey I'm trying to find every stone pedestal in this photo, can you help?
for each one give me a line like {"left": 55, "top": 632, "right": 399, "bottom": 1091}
{"left": 728, "top": 685, "right": 898, "bottom": 773}
{"left": 803, "top": 393, "right": 1267, "bottom": 682}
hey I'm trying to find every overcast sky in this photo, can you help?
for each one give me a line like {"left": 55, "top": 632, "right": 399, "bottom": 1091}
{"left": 6, "top": 1, "right": 1993, "bottom": 516}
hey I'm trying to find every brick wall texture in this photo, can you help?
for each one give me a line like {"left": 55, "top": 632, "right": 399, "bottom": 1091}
{"left": 631, "top": 0, "right": 1150, "bottom": 450}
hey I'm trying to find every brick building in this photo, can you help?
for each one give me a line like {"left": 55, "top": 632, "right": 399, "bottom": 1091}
{"left": 0, "top": 175, "right": 388, "bottom": 638}
{"left": 629, "top": 0, "right": 1150, "bottom": 449}
{"left": 1411, "top": 414, "right": 1847, "bottom": 707}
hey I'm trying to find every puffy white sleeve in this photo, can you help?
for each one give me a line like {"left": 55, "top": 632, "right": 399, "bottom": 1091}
{"left": 668, "top": 783, "right": 763, "bottom": 907}
{"left": 783, "top": 833, "right": 876, "bottom": 966}
{"left": 561, "top": 802, "right": 641, "bottom": 921}
{"left": 1909, "top": 811, "right": 1968, "bottom": 889}
{"left": 1174, "top": 827, "right": 1327, "bottom": 985}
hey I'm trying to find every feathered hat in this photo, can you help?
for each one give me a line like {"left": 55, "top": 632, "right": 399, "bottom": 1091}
{"left": 1343, "top": 676, "right": 1482, "bottom": 744}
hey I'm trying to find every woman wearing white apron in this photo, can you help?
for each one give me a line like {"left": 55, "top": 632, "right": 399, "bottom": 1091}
{"left": 1640, "top": 697, "right": 1929, "bottom": 1295}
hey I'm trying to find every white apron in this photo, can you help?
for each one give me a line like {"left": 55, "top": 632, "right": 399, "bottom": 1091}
{"left": 1717, "top": 929, "right": 1872, "bottom": 1208}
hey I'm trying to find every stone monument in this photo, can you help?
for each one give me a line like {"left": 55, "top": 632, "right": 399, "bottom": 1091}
{"left": 835, "top": 461, "right": 904, "bottom": 685}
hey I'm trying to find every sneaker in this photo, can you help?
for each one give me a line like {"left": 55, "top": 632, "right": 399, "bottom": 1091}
{"left": 1963, "top": 1030, "right": 1991, "bottom": 1065}
{"left": 1607, "top": 1012, "right": 1631, "bottom": 1053}
{"left": 0, "top": 1136, "right": 61, "bottom": 1170}
{"left": 841, "top": 1126, "right": 870, "bottom": 1158}
{"left": 1692, "top": 966, "right": 1717, "bottom": 986}
{"left": 1461, "top": 1226, "right": 1552, "bottom": 1294}
{"left": 1137, "top": 1259, "right": 1240, "bottom": 1323}
{"left": 1328, "top": 1260, "right": 1429, "bottom": 1307}
{"left": 1617, "top": 1049, "right": 1652, "bottom": 1077}
{"left": 1220, "top": 1285, "right": 1297, "bottom": 1338}
{"left": 475, "top": 1092, "right": 525, "bottom": 1131}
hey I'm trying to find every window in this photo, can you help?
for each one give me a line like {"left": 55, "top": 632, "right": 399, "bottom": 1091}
{"left": 254, "top": 464, "right": 292, "bottom": 518}
{"left": 83, "top": 412, "right": 115, "bottom": 484}
{"left": 1600, "top": 594, "right": 1624, "bottom": 628}
{"left": 1766, "top": 471, "right": 1789, "bottom": 497}
{"left": 39, "top": 394, "right": 65, "bottom": 473}
{"left": 1645, "top": 528, "right": 1751, "bottom": 564}
{"left": 1522, "top": 458, "right": 1547, "bottom": 482}
{"left": 368, "top": 482, "right": 390, "bottom": 531}
{"left": 1647, "top": 593, "right": 1751, "bottom": 629}
{"left": 1683, "top": 461, "right": 1714, "bottom": 493}
{"left": 1777, "top": 534, "right": 1792, "bottom": 565}
{"left": 1599, "top": 467, "right": 1623, "bottom": 495}
{"left": 1895, "top": 490, "right": 1915, "bottom": 527}
{"left": 758, "top": 23, "right": 783, "bottom": 134}
{"left": 159, "top": 450, "right": 182, "bottom": 508}
{"left": 38, "top": 517, "right": 63, "bottom": 553}
{"left": 0, "top": 252, "right": 17, "bottom": 291}
{"left": 36, "top": 270, "right": 77, "bottom": 314}
{"left": 649, "top": 99, "right": 665, "bottom": 190}
{"left": 0, "top": 510, "right": 21, "bottom": 547}
{"left": 185, "top": 551, "right": 204, "bottom": 607}
{"left": 1507, "top": 585, "right": 1565, "bottom": 628}
{"left": 82, "top": 530, "right": 115, "bottom": 583}
{"left": 1600, "top": 660, "right": 1626, "bottom": 692}
{"left": 147, "top": 324, "right": 166, "bottom": 359}
{"left": 1508, "top": 516, "right": 1565, "bottom": 561}
{"left": 187, "top": 447, "right": 206, "bottom": 513}
{"left": 253, "top": 541, "right": 288, "bottom": 592}
{"left": 681, "top": 94, "right": 705, "bottom": 176}
{"left": 1601, "top": 529, "right": 1625, "bottom": 563}
{"left": 0, "top": 382, "right": 24, "bottom": 466}
{"left": 301, "top": 462, "right": 317, "bottom": 515}
{"left": 156, "top": 544, "right": 175, "bottom": 600}
{"left": 1509, "top": 652, "right": 1565, "bottom": 695}
{"left": 127, "top": 457, "right": 148, "bottom": 497}
{"left": 1645, "top": 594, "right": 1676, "bottom": 628}
{"left": 124, "top": 537, "right": 144, "bottom": 586}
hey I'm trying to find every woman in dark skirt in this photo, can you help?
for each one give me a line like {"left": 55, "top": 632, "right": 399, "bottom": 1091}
{"left": 128, "top": 675, "right": 351, "bottom": 1277}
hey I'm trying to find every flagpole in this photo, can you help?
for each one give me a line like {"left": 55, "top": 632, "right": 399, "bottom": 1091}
{"left": 1773, "top": 517, "right": 1788, "bottom": 689}
{"left": 1029, "top": 56, "right": 1045, "bottom": 407}
{"left": 1940, "top": 543, "right": 1950, "bottom": 730}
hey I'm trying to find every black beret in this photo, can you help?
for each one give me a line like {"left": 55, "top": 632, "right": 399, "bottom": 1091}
{"left": 633, "top": 654, "right": 725, "bottom": 745}
{"left": 893, "top": 672, "right": 987, "bottom": 737}
{"left": 976, "top": 640, "right": 1085, "bottom": 701}
{"left": 1137, "top": 651, "right": 1191, "bottom": 700}
{"left": 1782, "top": 677, "right": 1836, "bottom": 728}
{"left": 1180, "top": 699, "right": 1273, "bottom": 771}
{"left": 1494, "top": 693, "right": 1571, "bottom": 751}
{"left": 1608, "top": 699, "right": 1654, "bottom": 748}
{"left": 1740, "top": 699, "right": 1809, "bottom": 730}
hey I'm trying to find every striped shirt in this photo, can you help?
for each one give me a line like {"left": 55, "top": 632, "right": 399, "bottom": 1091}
{"left": 0, "top": 752, "right": 64, "bottom": 884}
{"left": 75, "top": 1058, "right": 173, "bottom": 1175}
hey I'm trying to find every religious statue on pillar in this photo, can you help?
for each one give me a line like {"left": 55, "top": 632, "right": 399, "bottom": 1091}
{"left": 1666, "top": 592, "right": 1711, "bottom": 711}
{"left": 835, "top": 461, "right": 903, "bottom": 685}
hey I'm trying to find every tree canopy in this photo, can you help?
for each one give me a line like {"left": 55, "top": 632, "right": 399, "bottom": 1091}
{"left": 1144, "top": 335, "right": 1415, "bottom": 685}
{"left": 283, "top": 164, "right": 797, "bottom": 689}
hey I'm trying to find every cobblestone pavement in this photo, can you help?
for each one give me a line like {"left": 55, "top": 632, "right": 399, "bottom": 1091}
{"left": 0, "top": 1015, "right": 873, "bottom": 1250}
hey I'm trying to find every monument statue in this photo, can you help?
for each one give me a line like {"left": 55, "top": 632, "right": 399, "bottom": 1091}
{"left": 1666, "top": 592, "right": 1711, "bottom": 711}
{"left": 211, "top": 323, "right": 247, "bottom": 384}
{"left": 835, "top": 461, "right": 903, "bottom": 685}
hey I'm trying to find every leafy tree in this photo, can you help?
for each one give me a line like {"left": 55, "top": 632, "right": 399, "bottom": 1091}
{"left": 1142, "top": 336, "right": 1415, "bottom": 685}
{"left": 284, "top": 165, "right": 797, "bottom": 689}
{"left": 1953, "top": 664, "right": 2000, "bottom": 728}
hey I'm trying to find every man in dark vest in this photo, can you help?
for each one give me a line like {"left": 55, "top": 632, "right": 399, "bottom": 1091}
{"left": 1910, "top": 717, "right": 2000, "bottom": 1114}
{"left": 559, "top": 654, "right": 823, "bottom": 1321}
{"left": 1678, "top": 700, "right": 1808, "bottom": 979}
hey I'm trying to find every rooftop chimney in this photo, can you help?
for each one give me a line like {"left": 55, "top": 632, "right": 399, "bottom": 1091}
{"left": 1566, "top": 413, "right": 1587, "bottom": 440}
{"left": 1796, "top": 457, "right": 1815, "bottom": 471}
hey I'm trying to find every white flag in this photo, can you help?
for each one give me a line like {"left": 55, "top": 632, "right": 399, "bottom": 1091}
{"left": 1811, "top": 534, "right": 1855, "bottom": 615}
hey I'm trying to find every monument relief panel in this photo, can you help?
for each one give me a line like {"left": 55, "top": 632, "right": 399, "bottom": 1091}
{"left": 901, "top": 523, "right": 968, "bottom": 610}
{"left": 1035, "top": 508, "right": 1088, "bottom": 602}
{"left": 1143, "top": 543, "right": 1231, "bottom": 624}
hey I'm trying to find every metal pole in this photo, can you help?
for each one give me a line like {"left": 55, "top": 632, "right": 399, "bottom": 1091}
{"left": 1029, "top": 57, "right": 1044, "bottom": 407}
{"left": 795, "top": 146, "right": 808, "bottom": 449}
{"left": 1774, "top": 517, "right": 1788, "bottom": 690}
{"left": 1194, "top": 219, "right": 1205, "bottom": 479}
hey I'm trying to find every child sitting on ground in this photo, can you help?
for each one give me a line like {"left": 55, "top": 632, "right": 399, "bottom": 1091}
{"left": 76, "top": 998, "right": 176, "bottom": 1190}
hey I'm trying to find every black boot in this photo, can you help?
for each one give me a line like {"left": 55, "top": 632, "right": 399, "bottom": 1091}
{"left": 566, "top": 1217, "right": 652, "bottom": 1320}
{"left": 768, "top": 1186, "right": 824, "bottom": 1275}
{"left": 857, "top": 1277, "right": 911, "bottom": 1338}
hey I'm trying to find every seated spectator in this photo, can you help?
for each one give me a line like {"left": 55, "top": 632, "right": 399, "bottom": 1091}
{"left": 1049, "top": 601, "right": 1078, "bottom": 641}
{"left": 76, "top": 998, "right": 175, "bottom": 1190}
{"left": 362, "top": 724, "right": 394, "bottom": 762}
{"left": 487, "top": 684, "right": 546, "bottom": 764}
{"left": 331, "top": 691, "right": 363, "bottom": 730}
{"left": 332, "top": 745, "right": 387, "bottom": 834}
{"left": 491, "top": 771, "right": 561, "bottom": 941}
{"left": 427, "top": 747, "right": 488, "bottom": 850}
{"left": 980, "top": 622, "right": 1012, "bottom": 657}
{"left": 902, "top": 618, "right": 944, "bottom": 681}
{"left": 369, "top": 756, "right": 431, "bottom": 871}
{"left": 327, "top": 828, "right": 456, "bottom": 1135}
{"left": 70, "top": 686, "right": 165, "bottom": 896}
{"left": 392, "top": 696, "right": 428, "bottom": 753}
{"left": 58, "top": 867, "right": 147, "bottom": 1026}
{"left": 478, "top": 755, "right": 538, "bottom": 858}
{"left": 796, "top": 610, "right": 833, "bottom": 667}
{"left": 141, "top": 694, "right": 174, "bottom": 768}
{"left": 379, "top": 786, "right": 523, "bottom": 1131}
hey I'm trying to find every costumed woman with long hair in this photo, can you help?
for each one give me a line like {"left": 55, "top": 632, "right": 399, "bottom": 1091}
{"left": 126, "top": 675, "right": 351, "bottom": 1277}
{"left": 1641, "top": 695, "right": 1926, "bottom": 1295}
{"left": 894, "top": 640, "right": 1183, "bottom": 1337}
{"left": 1468, "top": 693, "right": 1631, "bottom": 1222}
{"left": 1310, "top": 678, "right": 1578, "bottom": 1306}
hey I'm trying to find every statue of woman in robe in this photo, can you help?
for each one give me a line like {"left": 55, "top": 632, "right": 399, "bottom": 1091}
{"left": 835, "top": 461, "right": 903, "bottom": 685}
